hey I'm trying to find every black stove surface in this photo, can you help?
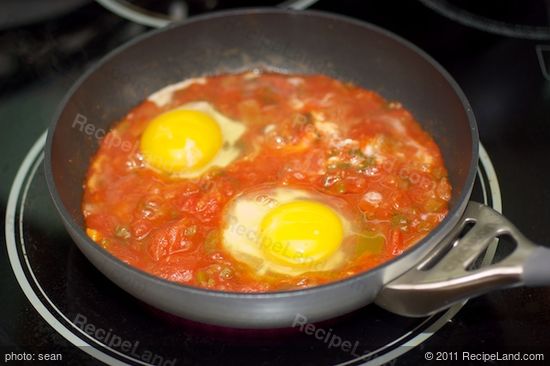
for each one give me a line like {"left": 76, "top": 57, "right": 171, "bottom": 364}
{"left": 1, "top": 1, "right": 549, "bottom": 365}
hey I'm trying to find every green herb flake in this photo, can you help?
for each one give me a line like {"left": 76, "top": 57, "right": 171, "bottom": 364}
{"left": 391, "top": 214, "right": 408, "bottom": 228}
{"left": 203, "top": 229, "right": 219, "bottom": 254}
{"left": 358, "top": 156, "right": 376, "bottom": 169}
{"left": 354, "top": 233, "right": 385, "bottom": 256}
{"left": 184, "top": 225, "right": 197, "bottom": 237}
{"left": 335, "top": 181, "right": 346, "bottom": 193}
{"left": 219, "top": 267, "right": 233, "bottom": 280}
{"left": 114, "top": 226, "right": 131, "bottom": 240}
{"left": 336, "top": 162, "right": 351, "bottom": 169}
{"left": 196, "top": 270, "right": 210, "bottom": 286}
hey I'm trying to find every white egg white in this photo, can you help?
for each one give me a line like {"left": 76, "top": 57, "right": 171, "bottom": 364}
{"left": 147, "top": 77, "right": 206, "bottom": 107}
{"left": 221, "top": 187, "right": 354, "bottom": 277}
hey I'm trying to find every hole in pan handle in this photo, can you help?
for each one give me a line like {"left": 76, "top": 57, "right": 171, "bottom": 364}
{"left": 375, "top": 201, "right": 550, "bottom": 317}
{"left": 94, "top": 0, "right": 320, "bottom": 29}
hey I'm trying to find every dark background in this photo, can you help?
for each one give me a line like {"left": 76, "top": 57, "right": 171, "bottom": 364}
{"left": 1, "top": 0, "right": 549, "bottom": 365}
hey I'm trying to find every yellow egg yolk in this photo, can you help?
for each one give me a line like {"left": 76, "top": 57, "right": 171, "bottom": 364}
{"left": 259, "top": 200, "right": 344, "bottom": 267}
{"left": 140, "top": 109, "right": 223, "bottom": 173}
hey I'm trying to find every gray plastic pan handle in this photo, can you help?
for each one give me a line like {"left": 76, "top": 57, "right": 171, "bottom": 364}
{"left": 375, "top": 202, "right": 550, "bottom": 317}
{"left": 523, "top": 246, "right": 550, "bottom": 286}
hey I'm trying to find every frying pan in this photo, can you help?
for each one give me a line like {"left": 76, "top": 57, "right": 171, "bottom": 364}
{"left": 44, "top": 8, "right": 550, "bottom": 328}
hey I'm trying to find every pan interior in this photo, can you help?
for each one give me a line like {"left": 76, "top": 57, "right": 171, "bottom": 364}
{"left": 47, "top": 10, "right": 477, "bottom": 274}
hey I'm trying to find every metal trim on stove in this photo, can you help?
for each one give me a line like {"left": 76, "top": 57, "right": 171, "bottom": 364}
{"left": 94, "top": 0, "right": 320, "bottom": 28}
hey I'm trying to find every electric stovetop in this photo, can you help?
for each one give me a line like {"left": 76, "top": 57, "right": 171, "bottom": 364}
{"left": 1, "top": 1, "right": 549, "bottom": 365}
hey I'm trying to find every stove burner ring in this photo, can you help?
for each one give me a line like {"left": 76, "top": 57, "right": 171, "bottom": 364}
{"left": 419, "top": 0, "right": 550, "bottom": 40}
{"left": 94, "top": 0, "right": 321, "bottom": 28}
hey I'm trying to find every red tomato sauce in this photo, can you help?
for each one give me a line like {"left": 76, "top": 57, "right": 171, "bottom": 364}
{"left": 83, "top": 72, "right": 451, "bottom": 292}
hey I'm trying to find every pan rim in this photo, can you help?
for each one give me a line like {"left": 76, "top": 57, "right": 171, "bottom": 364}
{"left": 44, "top": 7, "right": 479, "bottom": 300}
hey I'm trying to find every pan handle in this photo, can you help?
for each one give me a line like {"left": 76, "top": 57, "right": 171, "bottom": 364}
{"left": 95, "top": 0, "right": 319, "bottom": 29}
{"left": 375, "top": 201, "right": 550, "bottom": 317}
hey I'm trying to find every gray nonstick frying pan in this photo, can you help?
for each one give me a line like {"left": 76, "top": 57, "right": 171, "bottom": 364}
{"left": 45, "top": 8, "right": 550, "bottom": 329}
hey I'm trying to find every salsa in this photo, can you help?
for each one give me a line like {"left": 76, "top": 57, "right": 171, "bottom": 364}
{"left": 83, "top": 71, "right": 451, "bottom": 292}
